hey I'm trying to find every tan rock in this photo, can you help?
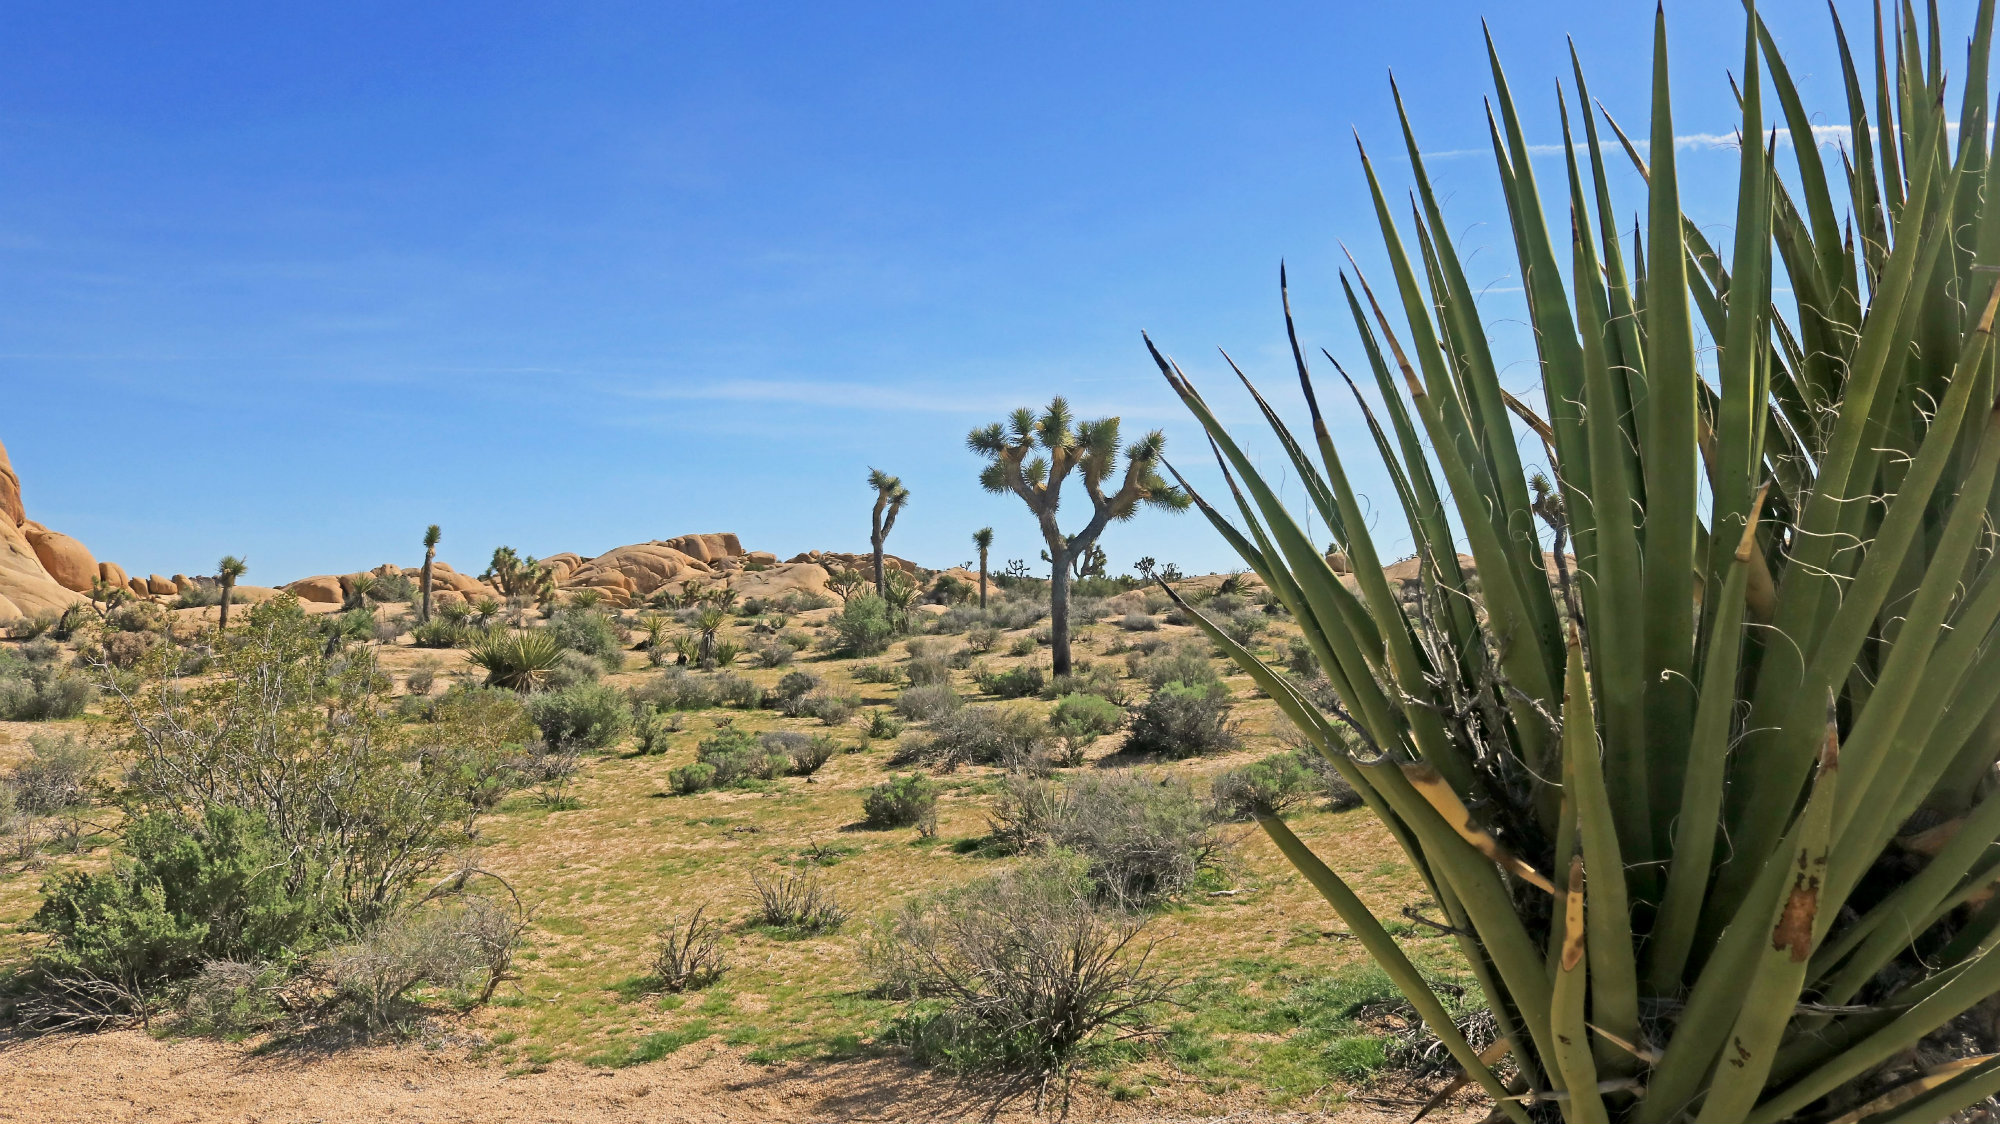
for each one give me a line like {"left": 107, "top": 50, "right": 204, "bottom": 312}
{"left": 98, "top": 561, "right": 129, "bottom": 589}
{"left": 147, "top": 574, "right": 175, "bottom": 595}
{"left": 563, "top": 543, "right": 713, "bottom": 597}
{"left": 23, "top": 526, "right": 97, "bottom": 593}
{"left": 0, "top": 436, "right": 21, "bottom": 528}
{"left": 171, "top": 574, "right": 191, "bottom": 592}
{"left": 225, "top": 585, "right": 282, "bottom": 605}
{"left": 745, "top": 551, "right": 778, "bottom": 566}
{"left": 660, "top": 533, "right": 744, "bottom": 565}
{"left": 727, "top": 562, "right": 835, "bottom": 603}
{"left": 128, "top": 577, "right": 149, "bottom": 597}
{"left": 0, "top": 517, "right": 79, "bottom": 620}
{"left": 427, "top": 563, "right": 494, "bottom": 598}
{"left": 787, "top": 549, "right": 917, "bottom": 577}
{"left": 285, "top": 575, "right": 344, "bottom": 604}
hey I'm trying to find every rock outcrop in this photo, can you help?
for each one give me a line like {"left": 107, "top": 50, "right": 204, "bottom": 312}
{"left": 0, "top": 439, "right": 22, "bottom": 530}
{"left": 285, "top": 575, "right": 344, "bottom": 604}
{"left": 729, "top": 562, "right": 835, "bottom": 603}
{"left": 98, "top": 561, "right": 128, "bottom": 589}
{"left": 662, "top": 534, "right": 743, "bottom": 565}
{"left": 564, "top": 544, "right": 714, "bottom": 602}
{"left": 24, "top": 524, "right": 97, "bottom": 593}
{"left": 786, "top": 549, "right": 917, "bottom": 577}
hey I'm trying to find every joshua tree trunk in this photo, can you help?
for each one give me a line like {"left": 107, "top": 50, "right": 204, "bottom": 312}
{"left": 420, "top": 548, "right": 436, "bottom": 621}
{"left": 978, "top": 546, "right": 988, "bottom": 608}
{"left": 219, "top": 577, "right": 235, "bottom": 631}
{"left": 871, "top": 536, "right": 886, "bottom": 597}
{"left": 1046, "top": 540, "right": 1071, "bottom": 676}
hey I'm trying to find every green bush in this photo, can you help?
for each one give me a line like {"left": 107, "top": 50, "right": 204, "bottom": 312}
{"left": 526, "top": 682, "right": 631, "bottom": 750}
{"left": 545, "top": 607, "right": 622, "bottom": 668}
{"left": 630, "top": 669, "right": 720, "bottom": 712}
{"left": 976, "top": 663, "right": 1045, "bottom": 699}
{"left": 829, "top": 594, "right": 895, "bottom": 656}
{"left": 32, "top": 806, "right": 324, "bottom": 991}
{"left": 0, "top": 647, "right": 94, "bottom": 721}
{"left": 769, "top": 670, "right": 824, "bottom": 715}
{"left": 895, "top": 705, "right": 1046, "bottom": 770}
{"left": 1123, "top": 681, "right": 1236, "bottom": 759}
{"left": 696, "top": 726, "right": 782, "bottom": 787}
{"left": 409, "top": 619, "right": 468, "bottom": 649}
{"left": 862, "top": 774, "right": 938, "bottom": 833}
{"left": 865, "top": 710, "right": 906, "bottom": 740}
{"left": 894, "top": 684, "right": 962, "bottom": 723}
{"left": 1126, "top": 640, "right": 1220, "bottom": 692}
{"left": 1047, "top": 693, "right": 1124, "bottom": 765}
{"left": 1210, "top": 752, "right": 1319, "bottom": 821}
{"left": 669, "top": 762, "right": 717, "bottom": 795}
{"left": 711, "top": 672, "right": 764, "bottom": 709}
{"left": 798, "top": 692, "right": 858, "bottom": 726}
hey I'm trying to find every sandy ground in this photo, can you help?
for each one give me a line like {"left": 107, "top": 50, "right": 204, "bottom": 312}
{"left": 0, "top": 1029, "right": 1480, "bottom": 1124}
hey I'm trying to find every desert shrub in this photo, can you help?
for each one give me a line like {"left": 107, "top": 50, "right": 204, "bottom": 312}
{"left": 1123, "top": 681, "right": 1237, "bottom": 759}
{"left": 1046, "top": 693, "right": 1124, "bottom": 766}
{"left": 964, "top": 625, "right": 1000, "bottom": 653}
{"left": 405, "top": 663, "right": 438, "bottom": 697}
{"left": 751, "top": 868, "right": 847, "bottom": 934}
{"left": 928, "top": 575, "right": 972, "bottom": 605}
{"left": 318, "top": 895, "right": 520, "bottom": 1030}
{"left": 669, "top": 762, "right": 717, "bottom": 794}
{"left": 1051, "top": 771, "right": 1223, "bottom": 907}
{"left": 1210, "top": 752, "right": 1320, "bottom": 821}
{"left": 711, "top": 671, "right": 765, "bottom": 709}
{"left": 545, "top": 607, "right": 622, "bottom": 668}
{"left": 862, "top": 774, "right": 938, "bottom": 833}
{"left": 1220, "top": 610, "right": 1269, "bottom": 647}
{"left": 650, "top": 906, "right": 726, "bottom": 992}
{"left": 895, "top": 705, "right": 1046, "bottom": 771}
{"left": 97, "top": 629, "right": 160, "bottom": 669}
{"left": 631, "top": 706, "right": 682, "bottom": 755}
{"left": 630, "top": 668, "right": 720, "bottom": 712}
{"left": 865, "top": 710, "right": 905, "bottom": 740}
{"left": 32, "top": 806, "right": 324, "bottom": 993}
{"left": 710, "top": 638, "right": 744, "bottom": 667}
{"left": 113, "top": 597, "right": 527, "bottom": 928}
{"left": 797, "top": 691, "right": 857, "bottom": 726}
{"left": 174, "top": 959, "right": 286, "bottom": 1033}
{"left": 20, "top": 637, "right": 59, "bottom": 663}
{"left": 787, "top": 733, "right": 839, "bottom": 777}
{"left": 409, "top": 619, "right": 468, "bottom": 649}
{"left": 1043, "top": 662, "right": 1127, "bottom": 705}
{"left": 1118, "top": 611, "right": 1158, "bottom": 632}
{"left": 1007, "top": 635, "right": 1038, "bottom": 657}
{"left": 108, "top": 600, "right": 166, "bottom": 634}
{"left": 172, "top": 584, "right": 222, "bottom": 609}
{"left": 517, "top": 740, "right": 583, "bottom": 808}
{"left": 756, "top": 639, "right": 794, "bottom": 668}
{"left": 543, "top": 648, "right": 606, "bottom": 691}
{"left": 8, "top": 733, "right": 100, "bottom": 815}
{"left": 829, "top": 594, "right": 895, "bottom": 656}
{"left": 976, "top": 662, "right": 1045, "bottom": 699}
{"left": 869, "top": 857, "right": 1170, "bottom": 1076}
{"left": 851, "top": 661, "right": 899, "bottom": 684}
{"left": 1126, "top": 640, "right": 1221, "bottom": 691}
{"left": 526, "top": 681, "right": 630, "bottom": 750}
{"left": 0, "top": 654, "right": 94, "bottom": 721}
{"left": 417, "top": 687, "right": 539, "bottom": 816}
{"left": 1274, "top": 734, "right": 1365, "bottom": 811}
{"left": 894, "top": 683, "right": 963, "bottom": 723}
{"left": 905, "top": 653, "right": 953, "bottom": 688}
{"left": 769, "top": 670, "right": 823, "bottom": 714}
{"left": 695, "top": 725, "right": 782, "bottom": 786}
{"left": 469, "top": 629, "right": 564, "bottom": 691}
{"left": 988, "top": 772, "right": 1069, "bottom": 854}
{"left": 11, "top": 610, "right": 60, "bottom": 639}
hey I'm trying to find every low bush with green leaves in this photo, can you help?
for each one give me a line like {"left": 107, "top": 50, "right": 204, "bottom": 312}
{"left": 1046, "top": 693, "right": 1124, "bottom": 765}
{"left": 1123, "top": 680, "right": 1236, "bottom": 759}
{"left": 991, "top": 770, "right": 1223, "bottom": 907}
{"left": 526, "top": 681, "right": 630, "bottom": 750}
{"left": 545, "top": 607, "right": 623, "bottom": 668}
{"left": 894, "top": 683, "right": 962, "bottom": 723}
{"left": 629, "top": 668, "right": 720, "bottom": 712}
{"left": 893, "top": 705, "right": 1046, "bottom": 771}
{"left": 828, "top": 594, "right": 895, "bottom": 656}
{"left": 0, "top": 646, "right": 93, "bottom": 721}
{"left": 1125, "top": 640, "right": 1220, "bottom": 692}
{"left": 975, "top": 662, "right": 1044, "bottom": 699}
{"left": 861, "top": 773, "right": 938, "bottom": 833}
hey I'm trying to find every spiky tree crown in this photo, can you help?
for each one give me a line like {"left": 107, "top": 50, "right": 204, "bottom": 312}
{"left": 424, "top": 524, "right": 441, "bottom": 549}
{"left": 967, "top": 396, "right": 1188, "bottom": 524}
{"left": 217, "top": 555, "right": 247, "bottom": 581}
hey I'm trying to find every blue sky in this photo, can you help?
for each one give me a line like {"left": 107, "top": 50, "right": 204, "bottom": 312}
{"left": 0, "top": 1, "right": 1968, "bottom": 583}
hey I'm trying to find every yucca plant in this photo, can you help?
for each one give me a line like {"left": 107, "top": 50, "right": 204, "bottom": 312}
{"left": 1150, "top": 3, "right": 2000, "bottom": 1120}
{"left": 469, "top": 628, "right": 563, "bottom": 692}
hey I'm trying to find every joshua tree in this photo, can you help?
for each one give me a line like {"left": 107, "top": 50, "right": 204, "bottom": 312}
{"left": 419, "top": 524, "right": 441, "bottom": 621}
{"left": 972, "top": 527, "right": 994, "bottom": 608}
{"left": 968, "top": 397, "right": 1187, "bottom": 675}
{"left": 216, "top": 556, "right": 247, "bottom": 631}
{"left": 866, "top": 468, "right": 909, "bottom": 596}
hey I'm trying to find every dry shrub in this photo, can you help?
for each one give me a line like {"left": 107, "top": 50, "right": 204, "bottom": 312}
{"left": 869, "top": 857, "right": 1173, "bottom": 1079}
{"left": 751, "top": 867, "right": 847, "bottom": 935}
{"left": 650, "top": 906, "right": 727, "bottom": 992}
{"left": 992, "top": 770, "right": 1223, "bottom": 907}
{"left": 317, "top": 895, "right": 522, "bottom": 1031}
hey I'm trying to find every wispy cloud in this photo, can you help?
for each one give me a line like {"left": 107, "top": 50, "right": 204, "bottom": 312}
{"left": 602, "top": 376, "right": 1179, "bottom": 420}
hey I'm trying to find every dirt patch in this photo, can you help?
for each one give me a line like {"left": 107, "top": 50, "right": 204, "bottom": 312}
{"left": 0, "top": 1029, "right": 1476, "bottom": 1123}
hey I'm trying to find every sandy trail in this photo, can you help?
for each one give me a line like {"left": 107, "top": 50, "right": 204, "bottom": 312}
{"left": 0, "top": 1029, "right": 1476, "bottom": 1123}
